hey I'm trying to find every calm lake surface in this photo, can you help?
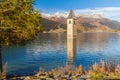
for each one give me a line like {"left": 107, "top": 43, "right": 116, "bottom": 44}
{"left": 2, "top": 32, "right": 120, "bottom": 75}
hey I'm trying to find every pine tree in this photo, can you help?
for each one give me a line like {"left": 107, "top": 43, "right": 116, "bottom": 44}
{"left": 0, "top": 0, "right": 42, "bottom": 74}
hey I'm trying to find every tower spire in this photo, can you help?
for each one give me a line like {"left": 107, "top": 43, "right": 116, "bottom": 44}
{"left": 67, "top": 9, "right": 75, "bottom": 19}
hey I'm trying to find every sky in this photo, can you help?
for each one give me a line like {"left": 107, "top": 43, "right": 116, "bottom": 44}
{"left": 34, "top": 0, "right": 120, "bottom": 21}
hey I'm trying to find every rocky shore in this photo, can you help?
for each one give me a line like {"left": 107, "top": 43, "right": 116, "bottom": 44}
{"left": 3, "top": 61, "right": 120, "bottom": 80}
{"left": 9, "top": 65, "right": 90, "bottom": 80}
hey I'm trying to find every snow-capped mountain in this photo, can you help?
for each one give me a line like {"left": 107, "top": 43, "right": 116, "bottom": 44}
{"left": 41, "top": 12, "right": 120, "bottom": 33}
{"left": 78, "top": 14, "right": 104, "bottom": 19}
{"left": 42, "top": 12, "right": 105, "bottom": 19}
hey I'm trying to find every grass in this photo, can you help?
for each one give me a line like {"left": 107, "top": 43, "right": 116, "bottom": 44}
{"left": 1, "top": 60, "right": 120, "bottom": 79}
{"left": 87, "top": 60, "right": 120, "bottom": 79}
{"left": 36, "top": 60, "right": 120, "bottom": 79}
{"left": 0, "top": 62, "right": 7, "bottom": 79}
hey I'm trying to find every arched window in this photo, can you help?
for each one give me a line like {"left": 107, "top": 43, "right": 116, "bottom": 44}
{"left": 69, "top": 20, "right": 71, "bottom": 24}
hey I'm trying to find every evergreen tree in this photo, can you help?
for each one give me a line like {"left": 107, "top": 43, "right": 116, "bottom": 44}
{"left": 0, "top": 0, "right": 42, "bottom": 74}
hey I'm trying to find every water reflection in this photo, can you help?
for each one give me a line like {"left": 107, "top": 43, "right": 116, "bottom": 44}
{"left": 67, "top": 37, "right": 77, "bottom": 65}
{"left": 77, "top": 33, "right": 118, "bottom": 53}
{"left": 26, "top": 33, "right": 66, "bottom": 54}
{"left": 2, "top": 33, "right": 120, "bottom": 75}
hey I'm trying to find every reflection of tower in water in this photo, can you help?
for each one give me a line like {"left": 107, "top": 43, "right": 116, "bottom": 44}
{"left": 67, "top": 9, "right": 77, "bottom": 65}
{"left": 67, "top": 38, "right": 77, "bottom": 65}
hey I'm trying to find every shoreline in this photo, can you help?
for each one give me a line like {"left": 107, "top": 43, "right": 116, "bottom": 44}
{"left": 42, "top": 30, "right": 120, "bottom": 34}
{"left": 4, "top": 62, "right": 120, "bottom": 80}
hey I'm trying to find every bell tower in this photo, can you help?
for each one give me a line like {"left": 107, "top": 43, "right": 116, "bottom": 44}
{"left": 67, "top": 9, "right": 76, "bottom": 38}
{"left": 67, "top": 9, "right": 77, "bottom": 65}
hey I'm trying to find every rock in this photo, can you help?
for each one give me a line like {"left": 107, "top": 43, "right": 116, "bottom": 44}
{"left": 40, "top": 75, "right": 46, "bottom": 79}
{"left": 78, "top": 78, "right": 86, "bottom": 80}
{"left": 81, "top": 74, "right": 90, "bottom": 79}
{"left": 35, "top": 73, "right": 40, "bottom": 77}
{"left": 24, "top": 76, "right": 31, "bottom": 80}
{"left": 46, "top": 78, "right": 54, "bottom": 80}
{"left": 71, "top": 75, "right": 76, "bottom": 79}
{"left": 49, "top": 75, "right": 54, "bottom": 79}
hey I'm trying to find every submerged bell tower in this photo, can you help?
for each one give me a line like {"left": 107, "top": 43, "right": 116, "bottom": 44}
{"left": 67, "top": 9, "right": 77, "bottom": 65}
{"left": 67, "top": 9, "right": 76, "bottom": 38}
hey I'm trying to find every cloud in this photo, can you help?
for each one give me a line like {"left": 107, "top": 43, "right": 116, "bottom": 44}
{"left": 42, "top": 11, "right": 68, "bottom": 18}
{"left": 42, "top": 7, "right": 120, "bottom": 21}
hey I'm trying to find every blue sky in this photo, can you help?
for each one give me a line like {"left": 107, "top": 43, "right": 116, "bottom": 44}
{"left": 34, "top": 0, "right": 120, "bottom": 21}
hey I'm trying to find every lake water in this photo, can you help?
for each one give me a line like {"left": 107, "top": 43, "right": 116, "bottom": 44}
{"left": 2, "top": 32, "right": 120, "bottom": 75}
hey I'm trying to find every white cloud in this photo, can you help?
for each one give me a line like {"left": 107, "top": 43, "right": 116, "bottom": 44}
{"left": 42, "top": 7, "right": 120, "bottom": 21}
{"left": 42, "top": 12, "right": 68, "bottom": 18}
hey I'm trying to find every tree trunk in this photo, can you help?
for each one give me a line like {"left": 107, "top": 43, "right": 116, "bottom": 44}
{"left": 0, "top": 44, "right": 2, "bottom": 74}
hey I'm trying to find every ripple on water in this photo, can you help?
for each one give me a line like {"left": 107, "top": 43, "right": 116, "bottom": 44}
{"left": 2, "top": 33, "right": 120, "bottom": 75}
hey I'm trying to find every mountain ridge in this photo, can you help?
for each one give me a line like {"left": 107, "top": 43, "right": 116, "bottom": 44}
{"left": 41, "top": 14, "right": 120, "bottom": 33}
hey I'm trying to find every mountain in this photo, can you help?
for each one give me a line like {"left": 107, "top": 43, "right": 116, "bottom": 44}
{"left": 41, "top": 18, "right": 66, "bottom": 33}
{"left": 78, "top": 14, "right": 104, "bottom": 19}
{"left": 99, "top": 18, "right": 120, "bottom": 30}
{"left": 76, "top": 16, "right": 120, "bottom": 32}
{"left": 41, "top": 14, "right": 120, "bottom": 33}
{"left": 76, "top": 17, "right": 113, "bottom": 32}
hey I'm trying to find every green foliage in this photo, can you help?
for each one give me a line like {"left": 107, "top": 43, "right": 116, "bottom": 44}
{"left": 0, "top": 0, "right": 42, "bottom": 45}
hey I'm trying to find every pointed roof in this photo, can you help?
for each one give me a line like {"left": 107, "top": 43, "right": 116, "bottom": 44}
{"left": 67, "top": 9, "right": 75, "bottom": 19}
